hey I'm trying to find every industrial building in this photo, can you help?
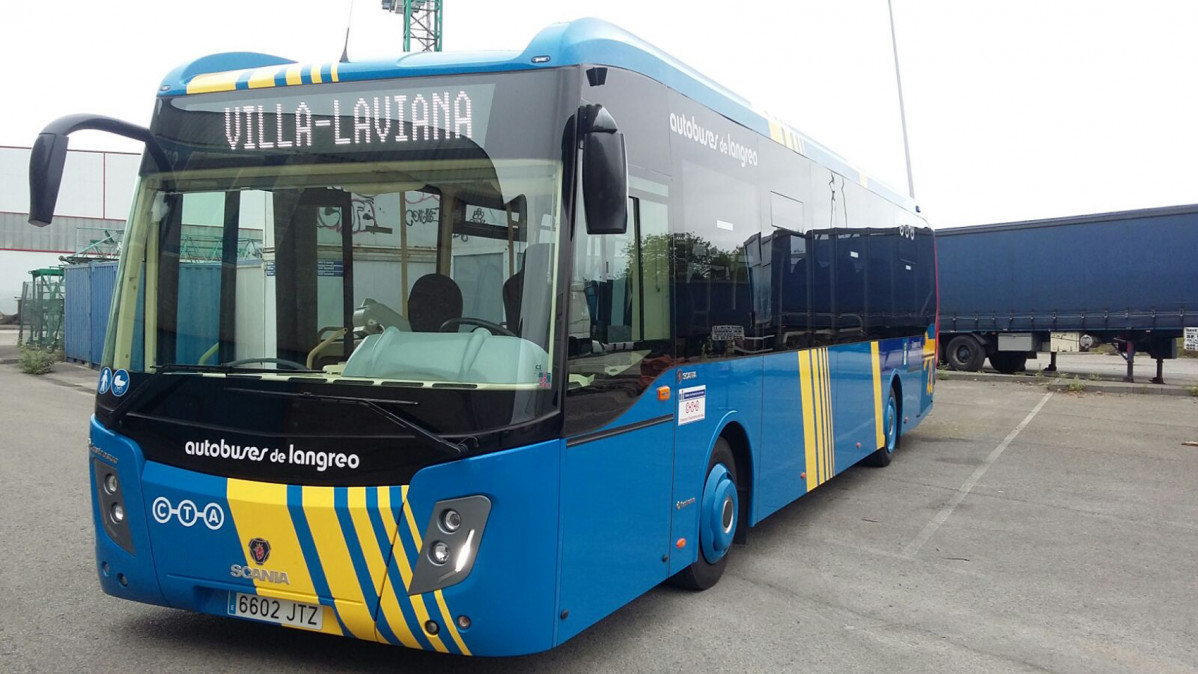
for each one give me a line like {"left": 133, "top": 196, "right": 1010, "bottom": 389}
{"left": 0, "top": 145, "right": 140, "bottom": 317}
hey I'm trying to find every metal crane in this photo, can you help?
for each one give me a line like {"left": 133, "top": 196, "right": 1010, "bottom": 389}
{"left": 381, "top": 0, "right": 443, "bottom": 52}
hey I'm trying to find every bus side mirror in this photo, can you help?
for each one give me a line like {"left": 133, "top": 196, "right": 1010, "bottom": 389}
{"left": 28, "top": 132, "right": 70, "bottom": 227}
{"left": 28, "top": 114, "right": 169, "bottom": 227}
{"left": 581, "top": 106, "right": 628, "bottom": 236}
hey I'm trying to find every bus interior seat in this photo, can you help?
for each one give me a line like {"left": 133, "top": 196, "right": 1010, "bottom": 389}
{"left": 408, "top": 274, "right": 463, "bottom": 332}
{"left": 503, "top": 244, "right": 554, "bottom": 345}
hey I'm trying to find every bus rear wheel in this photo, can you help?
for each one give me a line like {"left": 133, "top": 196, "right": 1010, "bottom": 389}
{"left": 672, "top": 439, "right": 739, "bottom": 591}
{"left": 865, "top": 387, "right": 900, "bottom": 467}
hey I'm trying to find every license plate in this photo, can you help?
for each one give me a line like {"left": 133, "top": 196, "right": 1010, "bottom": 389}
{"left": 228, "top": 592, "right": 324, "bottom": 630}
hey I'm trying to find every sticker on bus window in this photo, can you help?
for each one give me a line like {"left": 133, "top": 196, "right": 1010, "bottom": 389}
{"left": 710, "top": 325, "right": 744, "bottom": 342}
{"left": 678, "top": 385, "right": 706, "bottom": 425}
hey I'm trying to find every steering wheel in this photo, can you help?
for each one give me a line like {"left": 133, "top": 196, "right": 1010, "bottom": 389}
{"left": 439, "top": 317, "right": 517, "bottom": 337}
{"left": 224, "top": 357, "right": 309, "bottom": 371}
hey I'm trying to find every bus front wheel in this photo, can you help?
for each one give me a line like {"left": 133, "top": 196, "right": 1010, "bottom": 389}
{"left": 672, "top": 438, "right": 739, "bottom": 591}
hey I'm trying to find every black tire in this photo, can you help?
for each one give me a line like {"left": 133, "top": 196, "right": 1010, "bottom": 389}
{"left": 866, "top": 387, "right": 900, "bottom": 467}
{"left": 672, "top": 438, "right": 739, "bottom": 591}
{"left": 945, "top": 335, "right": 985, "bottom": 371}
{"left": 989, "top": 352, "right": 1028, "bottom": 374}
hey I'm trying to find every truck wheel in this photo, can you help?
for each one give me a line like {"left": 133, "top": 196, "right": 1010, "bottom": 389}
{"left": 945, "top": 335, "right": 984, "bottom": 371}
{"left": 989, "top": 352, "right": 1028, "bottom": 374}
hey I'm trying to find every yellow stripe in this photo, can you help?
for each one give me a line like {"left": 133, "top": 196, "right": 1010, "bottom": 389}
{"left": 375, "top": 489, "right": 421, "bottom": 648}
{"left": 814, "top": 349, "right": 826, "bottom": 484}
{"left": 346, "top": 488, "right": 420, "bottom": 647}
{"left": 815, "top": 349, "right": 824, "bottom": 484}
{"left": 824, "top": 350, "right": 834, "bottom": 476}
{"left": 402, "top": 485, "right": 423, "bottom": 549}
{"left": 871, "top": 342, "right": 885, "bottom": 449}
{"left": 799, "top": 352, "right": 817, "bottom": 492}
{"left": 225, "top": 479, "right": 342, "bottom": 635}
{"left": 396, "top": 486, "right": 448, "bottom": 653}
{"left": 247, "top": 66, "right": 282, "bottom": 89}
{"left": 311, "top": 64, "right": 323, "bottom": 84}
{"left": 768, "top": 120, "right": 784, "bottom": 143}
{"left": 186, "top": 70, "right": 241, "bottom": 95}
{"left": 285, "top": 65, "right": 304, "bottom": 86}
{"left": 434, "top": 590, "right": 471, "bottom": 655}
{"left": 821, "top": 350, "right": 831, "bottom": 483}
{"left": 302, "top": 487, "right": 379, "bottom": 641}
{"left": 331, "top": 62, "right": 340, "bottom": 83}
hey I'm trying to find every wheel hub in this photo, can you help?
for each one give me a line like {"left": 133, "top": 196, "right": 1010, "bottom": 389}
{"left": 700, "top": 463, "right": 737, "bottom": 564}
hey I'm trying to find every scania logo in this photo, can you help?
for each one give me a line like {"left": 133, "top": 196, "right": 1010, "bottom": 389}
{"left": 230, "top": 564, "right": 290, "bottom": 585}
{"left": 248, "top": 538, "right": 271, "bottom": 565}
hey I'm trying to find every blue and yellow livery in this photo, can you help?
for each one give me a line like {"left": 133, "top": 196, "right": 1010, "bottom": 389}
{"left": 41, "top": 18, "right": 939, "bottom": 657}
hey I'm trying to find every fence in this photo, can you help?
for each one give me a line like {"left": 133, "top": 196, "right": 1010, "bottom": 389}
{"left": 18, "top": 268, "right": 64, "bottom": 349}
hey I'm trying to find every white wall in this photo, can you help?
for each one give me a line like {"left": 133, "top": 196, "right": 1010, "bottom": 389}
{"left": 0, "top": 250, "right": 64, "bottom": 315}
{"left": 0, "top": 146, "right": 140, "bottom": 220}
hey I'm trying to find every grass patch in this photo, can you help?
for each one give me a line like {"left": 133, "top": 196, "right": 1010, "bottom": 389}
{"left": 1066, "top": 376, "right": 1086, "bottom": 393}
{"left": 1186, "top": 385, "right": 1198, "bottom": 397}
{"left": 18, "top": 345, "right": 61, "bottom": 375}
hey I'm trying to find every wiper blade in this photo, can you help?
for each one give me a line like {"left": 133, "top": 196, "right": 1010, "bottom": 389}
{"left": 105, "top": 364, "right": 229, "bottom": 426}
{"left": 227, "top": 388, "right": 472, "bottom": 459}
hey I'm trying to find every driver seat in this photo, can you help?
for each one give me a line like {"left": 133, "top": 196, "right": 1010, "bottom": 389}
{"left": 408, "top": 274, "right": 463, "bottom": 332}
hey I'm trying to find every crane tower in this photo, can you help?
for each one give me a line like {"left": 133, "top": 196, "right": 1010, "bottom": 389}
{"left": 381, "top": 0, "right": 443, "bottom": 52}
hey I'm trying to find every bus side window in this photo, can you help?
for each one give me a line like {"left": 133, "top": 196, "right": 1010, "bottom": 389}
{"left": 566, "top": 192, "right": 672, "bottom": 432}
{"left": 675, "top": 160, "right": 758, "bottom": 359}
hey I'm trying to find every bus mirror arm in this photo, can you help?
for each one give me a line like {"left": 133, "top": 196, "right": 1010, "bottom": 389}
{"left": 28, "top": 114, "right": 170, "bottom": 227}
{"left": 579, "top": 104, "right": 628, "bottom": 236}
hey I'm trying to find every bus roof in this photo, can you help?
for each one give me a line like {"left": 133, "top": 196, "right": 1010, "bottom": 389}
{"left": 159, "top": 17, "right": 915, "bottom": 211}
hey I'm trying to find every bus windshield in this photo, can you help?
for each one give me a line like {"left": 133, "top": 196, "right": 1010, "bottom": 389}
{"left": 104, "top": 70, "right": 570, "bottom": 393}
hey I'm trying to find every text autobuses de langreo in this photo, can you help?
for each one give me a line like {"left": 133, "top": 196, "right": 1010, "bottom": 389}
{"left": 184, "top": 439, "right": 360, "bottom": 472}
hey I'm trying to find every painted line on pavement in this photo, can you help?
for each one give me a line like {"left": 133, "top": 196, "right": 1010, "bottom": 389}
{"left": 902, "top": 391, "right": 1054, "bottom": 558}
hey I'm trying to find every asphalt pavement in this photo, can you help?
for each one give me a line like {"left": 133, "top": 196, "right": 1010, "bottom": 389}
{"left": 2, "top": 363, "right": 1197, "bottom": 673}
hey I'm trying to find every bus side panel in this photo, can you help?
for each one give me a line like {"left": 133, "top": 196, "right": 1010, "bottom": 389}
{"left": 669, "top": 357, "right": 763, "bottom": 576}
{"left": 557, "top": 411, "right": 674, "bottom": 644}
{"left": 831, "top": 342, "right": 881, "bottom": 470}
{"left": 90, "top": 417, "right": 167, "bottom": 606}
{"left": 399, "top": 439, "right": 563, "bottom": 657}
{"left": 756, "top": 350, "right": 809, "bottom": 517}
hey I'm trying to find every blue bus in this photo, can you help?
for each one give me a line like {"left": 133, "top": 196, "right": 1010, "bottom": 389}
{"left": 29, "top": 18, "right": 937, "bottom": 656}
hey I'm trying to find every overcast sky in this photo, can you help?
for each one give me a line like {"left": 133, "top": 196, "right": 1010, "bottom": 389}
{"left": 4, "top": 1, "right": 1195, "bottom": 226}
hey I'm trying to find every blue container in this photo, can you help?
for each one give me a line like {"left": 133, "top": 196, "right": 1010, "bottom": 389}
{"left": 63, "top": 265, "right": 92, "bottom": 363}
{"left": 89, "top": 262, "right": 119, "bottom": 365}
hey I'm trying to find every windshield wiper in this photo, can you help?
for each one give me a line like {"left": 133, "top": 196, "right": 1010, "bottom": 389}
{"left": 105, "top": 364, "right": 244, "bottom": 427}
{"left": 226, "top": 388, "right": 472, "bottom": 459}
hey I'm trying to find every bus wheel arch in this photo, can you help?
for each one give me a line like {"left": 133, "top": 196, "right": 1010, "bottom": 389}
{"left": 716, "top": 422, "right": 753, "bottom": 545}
{"left": 672, "top": 422, "right": 753, "bottom": 591}
{"left": 889, "top": 373, "right": 904, "bottom": 429}
{"left": 866, "top": 378, "right": 903, "bottom": 467}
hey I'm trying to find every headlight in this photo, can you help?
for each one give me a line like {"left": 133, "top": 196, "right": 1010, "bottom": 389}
{"left": 407, "top": 495, "right": 491, "bottom": 595}
{"left": 92, "top": 458, "right": 134, "bottom": 554}
{"left": 429, "top": 540, "right": 451, "bottom": 565}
